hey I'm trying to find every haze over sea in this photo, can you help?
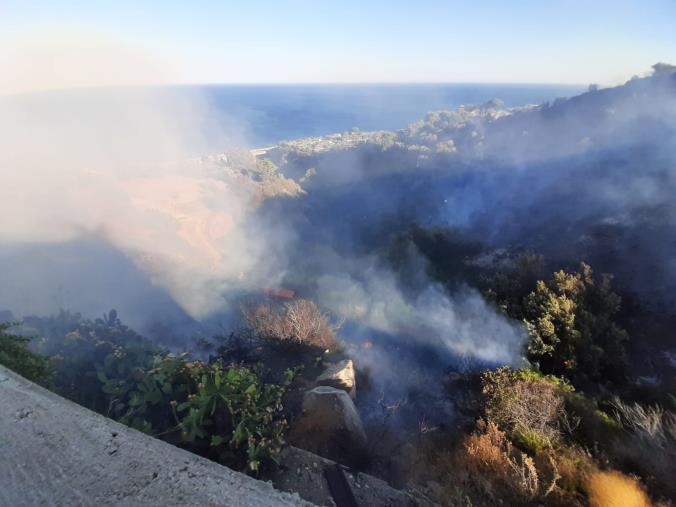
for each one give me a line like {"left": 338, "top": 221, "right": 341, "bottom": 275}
{"left": 187, "top": 83, "right": 586, "bottom": 148}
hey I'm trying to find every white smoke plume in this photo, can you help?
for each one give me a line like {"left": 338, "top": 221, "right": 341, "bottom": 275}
{"left": 0, "top": 35, "right": 279, "bottom": 320}
{"left": 314, "top": 264, "right": 526, "bottom": 366}
{"left": 0, "top": 32, "right": 528, "bottom": 370}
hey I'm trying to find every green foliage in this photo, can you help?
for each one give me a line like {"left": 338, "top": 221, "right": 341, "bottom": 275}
{"left": 98, "top": 351, "right": 187, "bottom": 433}
{"left": 26, "top": 310, "right": 154, "bottom": 411}
{"left": 95, "top": 349, "right": 290, "bottom": 473}
{"left": 564, "top": 393, "right": 621, "bottom": 449}
{"left": 512, "top": 428, "right": 552, "bottom": 454}
{"left": 523, "top": 263, "right": 628, "bottom": 385}
{"left": 100, "top": 355, "right": 290, "bottom": 473}
{"left": 511, "top": 367, "right": 574, "bottom": 393}
{"left": 481, "top": 367, "right": 567, "bottom": 453}
{"left": 484, "top": 253, "right": 545, "bottom": 317}
{"left": 19, "top": 310, "right": 290, "bottom": 473}
{"left": 0, "top": 322, "right": 50, "bottom": 383}
{"left": 175, "top": 363, "right": 288, "bottom": 472}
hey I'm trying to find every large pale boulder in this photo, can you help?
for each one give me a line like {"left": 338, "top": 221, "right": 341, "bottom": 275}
{"left": 315, "top": 359, "right": 356, "bottom": 398}
{"left": 295, "top": 386, "right": 366, "bottom": 461}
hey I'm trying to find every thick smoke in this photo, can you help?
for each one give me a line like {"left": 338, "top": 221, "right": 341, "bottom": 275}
{"left": 0, "top": 40, "right": 284, "bottom": 325}
{"left": 315, "top": 266, "right": 524, "bottom": 365}
{"left": 1, "top": 35, "right": 535, "bottom": 370}
{"left": 271, "top": 69, "right": 676, "bottom": 308}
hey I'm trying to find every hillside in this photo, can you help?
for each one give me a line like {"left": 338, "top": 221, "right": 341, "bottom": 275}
{"left": 2, "top": 66, "right": 676, "bottom": 506}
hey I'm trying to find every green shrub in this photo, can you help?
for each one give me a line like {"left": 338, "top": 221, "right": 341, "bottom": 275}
{"left": 95, "top": 346, "right": 292, "bottom": 473}
{"left": 97, "top": 350, "right": 185, "bottom": 433}
{"left": 0, "top": 322, "right": 50, "bottom": 383}
{"left": 175, "top": 362, "right": 290, "bottom": 473}
{"left": 19, "top": 310, "right": 292, "bottom": 474}
{"left": 26, "top": 310, "right": 153, "bottom": 411}
{"left": 482, "top": 367, "right": 567, "bottom": 452}
{"left": 513, "top": 428, "right": 552, "bottom": 454}
{"left": 564, "top": 392, "right": 621, "bottom": 448}
{"left": 523, "top": 263, "right": 628, "bottom": 385}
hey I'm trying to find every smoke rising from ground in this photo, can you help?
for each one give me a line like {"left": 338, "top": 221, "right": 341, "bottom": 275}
{"left": 17, "top": 41, "right": 676, "bottom": 372}
{"left": 0, "top": 38, "right": 285, "bottom": 322}
{"left": 315, "top": 266, "right": 524, "bottom": 365}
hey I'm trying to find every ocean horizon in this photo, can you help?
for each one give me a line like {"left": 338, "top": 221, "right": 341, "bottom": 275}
{"left": 3, "top": 83, "right": 586, "bottom": 151}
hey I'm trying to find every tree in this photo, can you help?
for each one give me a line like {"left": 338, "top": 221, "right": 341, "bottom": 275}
{"left": 523, "top": 263, "right": 628, "bottom": 384}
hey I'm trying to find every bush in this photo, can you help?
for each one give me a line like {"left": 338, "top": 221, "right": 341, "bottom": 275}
{"left": 523, "top": 263, "right": 628, "bottom": 385}
{"left": 243, "top": 299, "right": 339, "bottom": 350}
{"left": 460, "top": 419, "right": 539, "bottom": 501}
{"left": 18, "top": 310, "right": 291, "bottom": 474}
{"left": 0, "top": 322, "right": 50, "bottom": 383}
{"left": 514, "top": 428, "right": 553, "bottom": 454}
{"left": 484, "top": 252, "right": 545, "bottom": 317}
{"left": 541, "top": 445, "right": 596, "bottom": 504}
{"left": 459, "top": 418, "right": 608, "bottom": 506}
{"left": 97, "top": 350, "right": 185, "bottom": 432}
{"left": 174, "top": 362, "right": 289, "bottom": 473}
{"left": 95, "top": 347, "right": 292, "bottom": 474}
{"left": 565, "top": 392, "right": 621, "bottom": 449}
{"left": 482, "top": 367, "right": 569, "bottom": 452}
{"left": 25, "top": 310, "right": 155, "bottom": 411}
{"left": 586, "top": 471, "right": 650, "bottom": 507}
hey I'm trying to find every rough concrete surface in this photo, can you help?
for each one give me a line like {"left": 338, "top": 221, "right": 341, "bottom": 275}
{"left": 0, "top": 365, "right": 313, "bottom": 507}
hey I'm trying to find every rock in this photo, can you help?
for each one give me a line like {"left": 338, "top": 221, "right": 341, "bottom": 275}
{"left": 315, "top": 359, "right": 356, "bottom": 398}
{"left": 296, "top": 386, "right": 367, "bottom": 461}
{"left": 271, "top": 446, "right": 424, "bottom": 507}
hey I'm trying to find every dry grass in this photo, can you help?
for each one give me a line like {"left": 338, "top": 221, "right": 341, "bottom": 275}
{"left": 551, "top": 446, "right": 594, "bottom": 495}
{"left": 243, "top": 299, "right": 339, "bottom": 350}
{"left": 460, "top": 419, "right": 539, "bottom": 501}
{"left": 534, "top": 445, "right": 597, "bottom": 506}
{"left": 587, "top": 471, "right": 651, "bottom": 507}
{"left": 611, "top": 399, "right": 676, "bottom": 498}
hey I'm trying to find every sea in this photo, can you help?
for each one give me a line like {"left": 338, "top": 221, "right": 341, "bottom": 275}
{"left": 199, "top": 83, "right": 585, "bottom": 147}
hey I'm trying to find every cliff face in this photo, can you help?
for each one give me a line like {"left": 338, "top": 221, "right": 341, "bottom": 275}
{"left": 0, "top": 365, "right": 312, "bottom": 507}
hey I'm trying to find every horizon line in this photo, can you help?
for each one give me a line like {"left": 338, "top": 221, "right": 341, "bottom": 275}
{"left": 1, "top": 80, "right": 594, "bottom": 99}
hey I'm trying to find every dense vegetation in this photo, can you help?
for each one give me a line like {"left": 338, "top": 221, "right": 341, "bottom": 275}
{"left": 3, "top": 240, "right": 673, "bottom": 504}
{"left": 386, "top": 227, "right": 675, "bottom": 505}
{"left": 3, "top": 310, "right": 294, "bottom": 474}
{"left": 2, "top": 71, "right": 676, "bottom": 505}
{"left": 0, "top": 322, "right": 50, "bottom": 383}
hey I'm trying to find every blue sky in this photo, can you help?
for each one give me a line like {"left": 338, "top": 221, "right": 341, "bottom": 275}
{"left": 1, "top": 0, "right": 675, "bottom": 91}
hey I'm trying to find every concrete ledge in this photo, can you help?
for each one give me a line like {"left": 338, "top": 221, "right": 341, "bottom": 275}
{"left": 0, "top": 365, "right": 313, "bottom": 507}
